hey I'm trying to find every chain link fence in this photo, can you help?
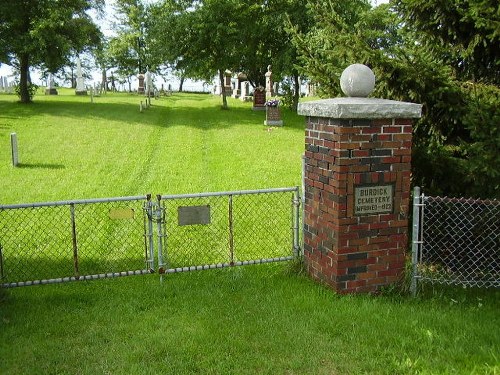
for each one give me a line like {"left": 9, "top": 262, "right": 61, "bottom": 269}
{"left": 411, "top": 187, "right": 499, "bottom": 294}
{"left": 1, "top": 188, "right": 300, "bottom": 287}
{"left": 0, "top": 196, "right": 153, "bottom": 287}
{"left": 157, "top": 187, "right": 301, "bottom": 274}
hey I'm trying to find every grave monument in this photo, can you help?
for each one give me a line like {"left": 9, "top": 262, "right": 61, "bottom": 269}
{"left": 45, "top": 73, "right": 58, "bottom": 95}
{"left": 75, "top": 57, "right": 87, "bottom": 95}
{"left": 265, "top": 65, "right": 273, "bottom": 97}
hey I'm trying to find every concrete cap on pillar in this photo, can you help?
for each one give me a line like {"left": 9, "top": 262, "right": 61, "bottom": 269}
{"left": 298, "top": 63, "right": 422, "bottom": 119}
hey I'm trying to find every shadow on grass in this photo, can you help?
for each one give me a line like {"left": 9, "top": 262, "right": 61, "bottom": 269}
{"left": 0, "top": 93, "right": 306, "bottom": 132}
{"left": 16, "top": 163, "right": 65, "bottom": 170}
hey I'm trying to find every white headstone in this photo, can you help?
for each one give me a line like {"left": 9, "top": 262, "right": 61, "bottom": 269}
{"left": 265, "top": 65, "right": 273, "bottom": 96}
{"left": 48, "top": 73, "right": 55, "bottom": 89}
{"left": 11, "top": 133, "right": 19, "bottom": 167}
{"left": 75, "top": 57, "right": 86, "bottom": 94}
{"left": 0, "top": 76, "right": 4, "bottom": 91}
{"left": 145, "top": 70, "right": 152, "bottom": 96}
{"left": 240, "top": 81, "right": 249, "bottom": 97}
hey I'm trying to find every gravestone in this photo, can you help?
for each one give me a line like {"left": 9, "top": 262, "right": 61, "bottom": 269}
{"left": 224, "top": 70, "right": 232, "bottom": 95}
{"left": 265, "top": 65, "right": 273, "bottom": 97}
{"left": 75, "top": 58, "right": 87, "bottom": 95}
{"left": 45, "top": 73, "right": 58, "bottom": 95}
{"left": 11, "top": 133, "right": 19, "bottom": 167}
{"left": 0, "top": 76, "right": 3, "bottom": 92}
{"left": 145, "top": 70, "right": 152, "bottom": 96}
{"left": 298, "top": 64, "right": 422, "bottom": 294}
{"left": 137, "top": 73, "right": 145, "bottom": 94}
{"left": 307, "top": 82, "right": 317, "bottom": 97}
{"left": 240, "top": 81, "right": 251, "bottom": 101}
{"left": 252, "top": 86, "right": 266, "bottom": 111}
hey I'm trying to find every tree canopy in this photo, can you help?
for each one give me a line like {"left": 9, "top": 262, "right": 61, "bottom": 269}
{"left": 0, "top": 0, "right": 103, "bottom": 103}
{"left": 148, "top": 0, "right": 307, "bottom": 108}
{"left": 288, "top": 0, "right": 499, "bottom": 198}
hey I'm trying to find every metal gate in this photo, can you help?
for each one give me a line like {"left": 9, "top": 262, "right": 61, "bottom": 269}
{"left": 0, "top": 196, "right": 154, "bottom": 287}
{"left": 0, "top": 188, "right": 300, "bottom": 287}
{"left": 411, "top": 187, "right": 500, "bottom": 295}
{"left": 155, "top": 187, "right": 301, "bottom": 276}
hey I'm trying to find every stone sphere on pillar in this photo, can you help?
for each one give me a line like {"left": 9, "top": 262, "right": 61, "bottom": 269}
{"left": 340, "top": 64, "right": 376, "bottom": 97}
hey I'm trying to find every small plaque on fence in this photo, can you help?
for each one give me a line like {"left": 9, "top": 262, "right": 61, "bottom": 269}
{"left": 354, "top": 184, "right": 394, "bottom": 215}
{"left": 178, "top": 205, "right": 211, "bottom": 226}
{"left": 108, "top": 208, "right": 135, "bottom": 220}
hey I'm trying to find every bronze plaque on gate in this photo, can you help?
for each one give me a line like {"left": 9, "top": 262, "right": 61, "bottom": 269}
{"left": 108, "top": 208, "right": 135, "bottom": 220}
{"left": 354, "top": 185, "right": 394, "bottom": 215}
{"left": 178, "top": 205, "right": 211, "bottom": 226}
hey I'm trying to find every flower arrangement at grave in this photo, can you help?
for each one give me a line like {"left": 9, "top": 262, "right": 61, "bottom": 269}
{"left": 265, "top": 98, "right": 280, "bottom": 107}
{"left": 264, "top": 98, "right": 283, "bottom": 126}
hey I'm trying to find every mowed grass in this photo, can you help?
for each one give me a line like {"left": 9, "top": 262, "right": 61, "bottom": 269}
{"left": 1, "top": 90, "right": 499, "bottom": 374}
{"left": 0, "top": 88, "right": 303, "bottom": 203}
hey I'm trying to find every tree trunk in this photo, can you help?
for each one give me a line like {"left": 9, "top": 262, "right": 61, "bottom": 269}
{"left": 292, "top": 71, "right": 300, "bottom": 112}
{"left": 179, "top": 75, "right": 185, "bottom": 92}
{"left": 219, "top": 69, "right": 228, "bottom": 110}
{"left": 19, "top": 54, "right": 31, "bottom": 103}
{"left": 101, "top": 69, "right": 107, "bottom": 92}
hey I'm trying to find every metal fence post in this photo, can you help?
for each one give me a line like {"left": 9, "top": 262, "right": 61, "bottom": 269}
{"left": 228, "top": 195, "right": 235, "bottom": 266}
{"left": 144, "top": 194, "right": 155, "bottom": 272}
{"left": 411, "top": 186, "right": 422, "bottom": 297}
{"left": 0, "top": 243, "right": 4, "bottom": 280}
{"left": 70, "top": 203, "right": 80, "bottom": 279}
{"left": 292, "top": 187, "right": 301, "bottom": 257}
{"left": 156, "top": 195, "right": 166, "bottom": 282}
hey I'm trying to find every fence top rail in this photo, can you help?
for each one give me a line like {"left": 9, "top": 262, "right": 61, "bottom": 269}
{"left": 159, "top": 187, "right": 299, "bottom": 200}
{"left": 423, "top": 194, "right": 499, "bottom": 205}
{"left": 0, "top": 195, "right": 150, "bottom": 210}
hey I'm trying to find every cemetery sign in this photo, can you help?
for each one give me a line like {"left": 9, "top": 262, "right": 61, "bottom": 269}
{"left": 354, "top": 184, "right": 394, "bottom": 215}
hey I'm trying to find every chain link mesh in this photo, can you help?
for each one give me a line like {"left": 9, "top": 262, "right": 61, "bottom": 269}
{"left": 0, "top": 197, "right": 151, "bottom": 287}
{"left": 159, "top": 189, "right": 298, "bottom": 271}
{"left": 417, "top": 195, "right": 499, "bottom": 287}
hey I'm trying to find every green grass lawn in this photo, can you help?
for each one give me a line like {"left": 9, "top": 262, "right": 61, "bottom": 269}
{"left": 1, "top": 90, "right": 499, "bottom": 374}
{"left": 0, "top": 88, "right": 303, "bottom": 203}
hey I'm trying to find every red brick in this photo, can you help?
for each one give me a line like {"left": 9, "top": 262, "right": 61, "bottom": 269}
{"left": 395, "top": 119, "right": 414, "bottom": 126}
{"left": 382, "top": 126, "right": 402, "bottom": 133}
{"left": 373, "top": 118, "right": 393, "bottom": 125}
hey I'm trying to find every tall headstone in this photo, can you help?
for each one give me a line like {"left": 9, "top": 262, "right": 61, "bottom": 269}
{"left": 298, "top": 64, "right": 422, "bottom": 294}
{"left": 145, "top": 70, "right": 152, "bottom": 96}
{"left": 307, "top": 82, "right": 317, "bottom": 97}
{"left": 265, "top": 65, "right": 273, "bottom": 97}
{"left": 0, "top": 76, "right": 4, "bottom": 92}
{"left": 224, "top": 70, "right": 232, "bottom": 96}
{"left": 75, "top": 57, "right": 87, "bottom": 95}
{"left": 240, "top": 81, "right": 251, "bottom": 101}
{"left": 45, "top": 73, "right": 58, "bottom": 95}
{"left": 137, "top": 73, "right": 145, "bottom": 94}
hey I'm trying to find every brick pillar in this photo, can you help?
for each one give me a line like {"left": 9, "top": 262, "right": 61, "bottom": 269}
{"left": 298, "top": 97, "right": 422, "bottom": 293}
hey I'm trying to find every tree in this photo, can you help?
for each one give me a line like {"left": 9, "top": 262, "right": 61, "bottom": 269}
{"left": 289, "top": 0, "right": 499, "bottom": 198}
{"left": 150, "top": 0, "right": 251, "bottom": 109}
{"left": 149, "top": 0, "right": 308, "bottom": 109}
{"left": 394, "top": 0, "right": 500, "bottom": 197}
{"left": 394, "top": 0, "right": 500, "bottom": 84}
{"left": 108, "top": 0, "right": 153, "bottom": 78}
{"left": 0, "top": 0, "right": 103, "bottom": 103}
